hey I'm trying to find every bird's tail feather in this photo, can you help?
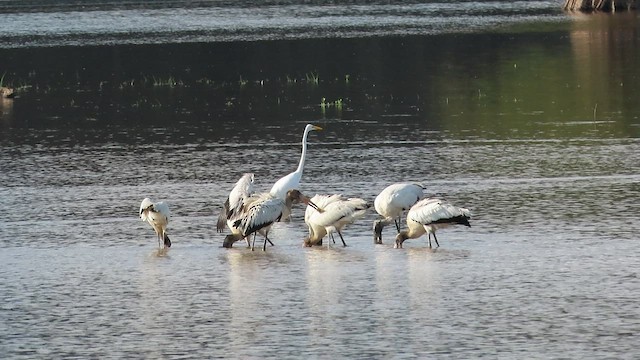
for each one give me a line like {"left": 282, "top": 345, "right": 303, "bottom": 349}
{"left": 216, "top": 209, "right": 227, "bottom": 233}
{"left": 164, "top": 234, "right": 172, "bottom": 248}
{"left": 457, "top": 216, "right": 471, "bottom": 227}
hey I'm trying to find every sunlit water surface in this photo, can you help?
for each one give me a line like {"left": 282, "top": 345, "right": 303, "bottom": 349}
{"left": 2, "top": 126, "right": 639, "bottom": 358}
{"left": 0, "top": 0, "right": 564, "bottom": 47}
{"left": 2, "top": 1, "right": 640, "bottom": 358}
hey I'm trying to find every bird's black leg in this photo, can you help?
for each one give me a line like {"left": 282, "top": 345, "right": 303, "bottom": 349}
{"left": 337, "top": 231, "right": 347, "bottom": 247}
{"left": 266, "top": 237, "right": 274, "bottom": 246}
{"left": 428, "top": 234, "right": 432, "bottom": 248}
{"left": 251, "top": 233, "right": 257, "bottom": 251}
{"left": 395, "top": 217, "right": 401, "bottom": 232}
{"left": 263, "top": 236, "right": 267, "bottom": 252}
{"left": 330, "top": 233, "right": 336, "bottom": 244}
{"left": 433, "top": 233, "right": 440, "bottom": 248}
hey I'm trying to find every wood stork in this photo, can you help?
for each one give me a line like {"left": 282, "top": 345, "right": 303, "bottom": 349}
{"left": 223, "top": 190, "right": 321, "bottom": 251}
{"left": 304, "top": 194, "right": 370, "bottom": 247}
{"left": 139, "top": 198, "right": 172, "bottom": 249}
{"left": 395, "top": 198, "right": 471, "bottom": 249}
{"left": 216, "top": 173, "right": 255, "bottom": 233}
{"left": 373, "top": 183, "right": 424, "bottom": 244}
{"left": 269, "top": 124, "right": 322, "bottom": 204}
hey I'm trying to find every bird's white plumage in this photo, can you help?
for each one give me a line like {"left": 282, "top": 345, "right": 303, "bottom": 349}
{"left": 374, "top": 183, "right": 424, "bottom": 219}
{"left": 224, "top": 190, "right": 316, "bottom": 250}
{"left": 395, "top": 197, "right": 471, "bottom": 249}
{"left": 304, "top": 194, "right": 370, "bottom": 246}
{"left": 228, "top": 173, "right": 254, "bottom": 216}
{"left": 139, "top": 198, "right": 171, "bottom": 249}
{"left": 308, "top": 196, "right": 368, "bottom": 228}
{"left": 140, "top": 198, "right": 154, "bottom": 221}
{"left": 373, "top": 183, "right": 424, "bottom": 243}
{"left": 269, "top": 124, "right": 321, "bottom": 200}
{"left": 217, "top": 173, "right": 254, "bottom": 232}
{"left": 408, "top": 198, "right": 470, "bottom": 226}
{"left": 234, "top": 193, "right": 285, "bottom": 236}
{"left": 140, "top": 198, "right": 170, "bottom": 227}
{"left": 304, "top": 194, "right": 343, "bottom": 223}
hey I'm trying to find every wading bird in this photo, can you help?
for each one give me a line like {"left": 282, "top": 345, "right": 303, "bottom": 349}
{"left": 395, "top": 198, "right": 471, "bottom": 249}
{"left": 216, "top": 173, "right": 255, "bottom": 233}
{"left": 304, "top": 194, "right": 370, "bottom": 247}
{"left": 269, "top": 124, "right": 322, "bottom": 204}
{"left": 373, "top": 183, "right": 424, "bottom": 244}
{"left": 139, "top": 198, "right": 172, "bottom": 249}
{"left": 223, "top": 190, "right": 321, "bottom": 251}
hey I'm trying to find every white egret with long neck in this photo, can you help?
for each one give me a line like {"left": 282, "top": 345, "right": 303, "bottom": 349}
{"left": 269, "top": 124, "right": 322, "bottom": 200}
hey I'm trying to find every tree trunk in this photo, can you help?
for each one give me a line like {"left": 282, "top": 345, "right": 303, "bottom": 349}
{"left": 564, "top": 0, "right": 639, "bottom": 11}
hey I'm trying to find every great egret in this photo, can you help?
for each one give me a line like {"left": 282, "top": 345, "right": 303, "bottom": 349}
{"left": 269, "top": 124, "right": 322, "bottom": 202}
{"left": 373, "top": 183, "right": 424, "bottom": 244}
{"left": 304, "top": 194, "right": 370, "bottom": 247}
{"left": 395, "top": 198, "right": 471, "bottom": 249}
{"left": 139, "top": 198, "right": 172, "bottom": 249}
{"left": 223, "top": 190, "right": 321, "bottom": 251}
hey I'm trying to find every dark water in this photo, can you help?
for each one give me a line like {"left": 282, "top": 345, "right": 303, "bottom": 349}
{"left": 2, "top": 1, "right": 640, "bottom": 358}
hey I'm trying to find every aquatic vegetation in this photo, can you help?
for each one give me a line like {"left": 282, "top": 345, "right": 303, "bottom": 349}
{"left": 285, "top": 75, "right": 297, "bottom": 85}
{"left": 196, "top": 77, "right": 215, "bottom": 85}
{"left": 238, "top": 76, "right": 248, "bottom": 87}
{"left": 306, "top": 71, "right": 319, "bottom": 85}
{"left": 119, "top": 79, "right": 135, "bottom": 89}
{"left": 320, "top": 97, "right": 344, "bottom": 114}
{"left": 152, "top": 76, "right": 182, "bottom": 87}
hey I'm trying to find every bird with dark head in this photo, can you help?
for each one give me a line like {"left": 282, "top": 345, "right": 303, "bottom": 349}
{"left": 372, "top": 183, "right": 425, "bottom": 244}
{"left": 222, "top": 189, "right": 321, "bottom": 251}
{"left": 394, "top": 198, "right": 471, "bottom": 249}
{"left": 139, "top": 198, "right": 172, "bottom": 250}
{"left": 217, "top": 173, "right": 255, "bottom": 234}
{"left": 303, "top": 194, "right": 370, "bottom": 247}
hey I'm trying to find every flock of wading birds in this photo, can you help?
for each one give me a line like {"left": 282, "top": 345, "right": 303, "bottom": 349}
{"left": 139, "top": 124, "right": 472, "bottom": 252}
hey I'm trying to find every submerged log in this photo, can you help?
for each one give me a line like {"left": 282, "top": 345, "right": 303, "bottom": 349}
{"left": 564, "top": 0, "right": 639, "bottom": 11}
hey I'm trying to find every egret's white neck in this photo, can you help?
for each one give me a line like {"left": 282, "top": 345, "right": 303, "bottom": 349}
{"left": 296, "top": 129, "right": 311, "bottom": 174}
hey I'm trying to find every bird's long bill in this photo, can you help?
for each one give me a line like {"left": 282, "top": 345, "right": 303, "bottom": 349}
{"left": 312, "top": 125, "right": 323, "bottom": 131}
{"left": 306, "top": 199, "right": 323, "bottom": 213}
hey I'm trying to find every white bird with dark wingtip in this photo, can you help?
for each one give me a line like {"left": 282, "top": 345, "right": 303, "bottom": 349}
{"left": 217, "top": 173, "right": 255, "bottom": 233}
{"left": 373, "top": 183, "right": 425, "bottom": 244}
{"left": 395, "top": 198, "right": 471, "bottom": 249}
{"left": 304, "top": 194, "right": 370, "bottom": 247}
{"left": 269, "top": 124, "right": 322, "bottom": 218}
{"left": 223, "top": 189, "right": 322, "bottom": 251}
{"left": 139, "top": 198, "right": 172, "bottom": 249}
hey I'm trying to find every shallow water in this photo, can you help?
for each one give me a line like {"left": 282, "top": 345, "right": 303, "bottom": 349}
{"left": 2, "top": 127, "right": 639, "bottom": 358}
{"left": 0, "top": 0, "right": 564, "bottom": 47}
{"left": 2, "top": 2, "right": 640, "bottom": 358}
